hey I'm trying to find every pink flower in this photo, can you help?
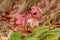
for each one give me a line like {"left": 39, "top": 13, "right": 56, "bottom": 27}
{"left": 26, "top": 14, "right": 33, "bottom": 19}
{"left": 27, "top": 18, "right": 39, "bottom": 31}
{"left": 22, "top": 21, "right": 26, "bottom": 27}
{"left": 15, "top": 14, "right": 26, "bottom": 27}
{"left": 32, "top": 12, "right": 43, "bottom": 19}
{"left": 27, "top": 18, "right": 39, "bottom": 28}
{"left": 30, "top": 6, "right": 43, "bottom": 19}
{"left": 31, "top": 6, "right": 38, "bottom": 13}
{"left": 21, "top": 17, "right": 26, "bottom": 27}
{"left": 31, "top": 6, "right": 43, "bottom": 14}
{"left": 16, "top": 20, "right": 21, "bottom": 25}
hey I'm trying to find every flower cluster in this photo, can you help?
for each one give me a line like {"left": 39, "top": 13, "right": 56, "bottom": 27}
{"left": 14, "top": 6, "right": 43, "bottom": 34}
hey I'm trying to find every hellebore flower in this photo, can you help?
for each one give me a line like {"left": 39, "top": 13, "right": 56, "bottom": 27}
{"left": 31, "top": 6, "right": 38, "bottom": 13}
{"left": 16, "top": 20, "right": 21, "bottom": 25}
{"left": 27, "top": 18, "right": 39, "bottom": 31}
{"left": 27, "top": 18, "right": 39, "bottom": 28}
{"left": 31, "top": 6, "right": 43, "bottom": 19}
{"left": 26, "top": 14, "right": 33, "bottom": 19}
{"left": 21, "top": 16, "right": 26, "bottom": 27}
{"left": 15, "top": 14, "right": 26, "bottom": 27}
{"left": 14, "top": 14, "right": 22, "bottom": 25}
{"left": 31, "top": 6, "right": 43, "bottom": 13}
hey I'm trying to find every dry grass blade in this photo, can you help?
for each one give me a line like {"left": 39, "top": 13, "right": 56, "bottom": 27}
{"left": 44, "top": 0, "right": 50, "bottom": 9}
{"left": 0, "top": 0, "right": 12, "bottom": 12}
{"left": 16, "top": 0, "right": 27, "bottom": 14}
{"left": 48, "top": 0, "right": 56, "bottom": 10}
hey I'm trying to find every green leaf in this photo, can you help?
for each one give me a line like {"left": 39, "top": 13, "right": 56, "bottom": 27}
{"left": 44, "top": 34, "right": 58, "bottom": 40}
{"left": 24, "top": 26, "right": 60, "bottom": 40}
{"left": 32, "top": 26, "right": 49, "bottom": 37}
{"left": 24, "top": 26, "right": 49, "bottom": 40}
{"left": 44, "top": 28, "right": 60, "bottom": 40}
{"left": 24, "top": 36, "right": 41, "bottom": 40}
{"left": 10, "top": 32, "right": 22, "bottom": 40}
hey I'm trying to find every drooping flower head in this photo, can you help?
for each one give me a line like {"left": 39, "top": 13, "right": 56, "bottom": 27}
{"left": 27, "top": 18, "right": 39, "bottom": 31}
{"left": 26, "top": 14, "right": 33, "bottom": 19}
{"left": 15, "top": 14, "right": 22, "bottom": 25}
{"left": 31, "top": 5, "right": 43, "bottom": 13}
{"left": 31, "top": 6, "right": 43, "bottom": 19}
{"left": 15, "top": 14, "right": 26, "bottom": 27}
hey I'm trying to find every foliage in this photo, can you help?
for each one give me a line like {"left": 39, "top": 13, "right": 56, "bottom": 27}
{"left": 10, "top": 32, "right": 22, "bottom": 40}
{"left": 24, "top": 26, "right": 60, "bottom": 40}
